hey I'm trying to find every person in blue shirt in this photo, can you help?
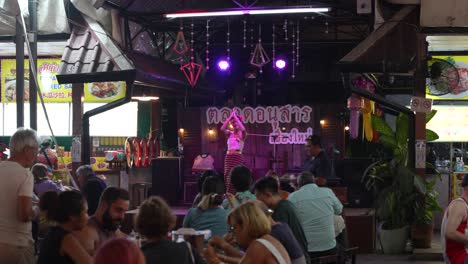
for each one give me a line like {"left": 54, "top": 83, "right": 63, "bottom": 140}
{"left": 184, "top": 176, "right": 229, "bottom": 237}
{"left": 288, "top": 172, "right": 343, "bottom": 260}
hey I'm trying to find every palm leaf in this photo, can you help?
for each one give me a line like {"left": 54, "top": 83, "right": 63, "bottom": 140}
{"left": 379, "top": 135, "right": 398, "bottom": 149}
{"left": 396, "top": 113, "right": 409, "bottom": 148}
{"left": 425, "top": 109, "right": 437, "bottom": 124}
{"left": 371, "top": 114, "right": 394, "bottom": 137}
{"left": 426, "top": 129, "right": 439, "bottom": 142}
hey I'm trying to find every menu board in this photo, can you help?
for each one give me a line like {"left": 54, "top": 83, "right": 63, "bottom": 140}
{"left": 426, "top": 55, "right": 468, "bottom": 100}
{"left": 426, "top": 105, "right": 468, "bottom": 142}
{"left": 1, "top": 59, "right": 126, "bottom": 103}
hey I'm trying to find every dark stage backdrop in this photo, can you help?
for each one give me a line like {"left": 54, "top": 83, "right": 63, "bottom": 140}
{"left": 178, "top": 104, "right": 345, "bottom": 203}
{"left": 180, "top": 104, "right": 345, "bottom": 178}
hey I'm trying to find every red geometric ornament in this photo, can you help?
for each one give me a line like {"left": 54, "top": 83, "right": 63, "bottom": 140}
{"left": 173, "top": 31, "right": 189, "bottom": 55}
{"left": 180, "top": 62, "right": 202, "bottom": 87}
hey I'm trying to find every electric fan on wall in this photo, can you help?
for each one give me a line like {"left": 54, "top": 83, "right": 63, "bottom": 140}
{"left": 426, "top": 58, "right": 460, "bottom": 96}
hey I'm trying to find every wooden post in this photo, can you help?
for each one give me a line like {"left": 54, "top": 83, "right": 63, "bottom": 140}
{"left": 414, "top": 32, "right": 428, "bottom": 177}
{"left": 71, "top": 83, "right": 84, "bottom": 182}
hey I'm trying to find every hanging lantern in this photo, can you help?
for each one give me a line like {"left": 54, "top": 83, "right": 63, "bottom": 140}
{"left": 347, "top": 93, "right": 363, "bottom": 139}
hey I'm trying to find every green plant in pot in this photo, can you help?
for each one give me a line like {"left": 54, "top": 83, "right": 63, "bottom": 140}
{"left": 411, "top": 175, "right": 443, "bottom": 248}
{"left": 362, "top": 110, "right": 439, "bottom": 253}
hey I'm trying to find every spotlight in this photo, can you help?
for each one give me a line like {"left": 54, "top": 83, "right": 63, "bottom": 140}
{"left": 344, "top": 126, "right": 350, "bottom": 131}
{"left": 320, "top": 119, "right": 326, "bottom": 125}
{"left": 208, "top": 128, "right": 214, "bottom": 135}
{"left": 217, "top": 60, "right": 230, "bottom": 71}
{"left": 275, "top": 59, "right": 286, "bottom": 69}
{"left": 179, "top": 128, "right": 185, "bottom": 134}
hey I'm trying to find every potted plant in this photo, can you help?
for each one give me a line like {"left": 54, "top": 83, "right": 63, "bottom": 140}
{"left": 362, "top": 110, "right": 439, "bottom": 253}
{"left": 411, "top": 176, "right": 442, "bottom": 248}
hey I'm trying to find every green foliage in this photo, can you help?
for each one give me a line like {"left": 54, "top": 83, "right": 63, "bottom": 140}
{"left": 426, "top": 129, "right": 439, "bottom": 142}
{"left": 414, "top": 178, "right": 443, "bottom": 225}
{"left": 425, "top": 110, "right": 437, "bottom": 123}
{"left": 363, "top": 112, "right": 441, "bottom": 229}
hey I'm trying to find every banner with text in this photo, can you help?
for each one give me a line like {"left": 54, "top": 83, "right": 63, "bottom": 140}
{"left": 1, "top": 59, "right": 126, "bottom": 103}
{"left": 206, "top": 105, "right": 314, "bottom": 144}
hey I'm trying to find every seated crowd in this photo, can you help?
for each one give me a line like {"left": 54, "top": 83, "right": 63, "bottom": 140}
{"left": 1, "top": 128, "right": 346, "bottom": 264}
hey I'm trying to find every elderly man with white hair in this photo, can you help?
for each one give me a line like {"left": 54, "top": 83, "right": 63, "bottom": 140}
{"left": 0, "top": 128, "right": 40, "bottom": 264}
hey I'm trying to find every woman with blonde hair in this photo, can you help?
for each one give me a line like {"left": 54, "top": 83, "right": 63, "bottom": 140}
{"left": 204, "top": 202, "right": 291, "bottom": 264}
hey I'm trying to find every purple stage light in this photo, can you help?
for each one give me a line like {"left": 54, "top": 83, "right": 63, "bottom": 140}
{"left": 218, "top": 60, "right": 230, "bottom": 71}
{"left": 275, "top": 59, "right": 286, "bottom": 69}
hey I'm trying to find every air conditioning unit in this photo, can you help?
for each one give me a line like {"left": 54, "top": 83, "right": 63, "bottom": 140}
{"left": 421, "top": 0, "right": 468, "bottom": 27}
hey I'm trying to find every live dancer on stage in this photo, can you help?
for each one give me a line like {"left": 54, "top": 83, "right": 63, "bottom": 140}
{"left": 221, "top": 109, "right": 246, "bottom": 194}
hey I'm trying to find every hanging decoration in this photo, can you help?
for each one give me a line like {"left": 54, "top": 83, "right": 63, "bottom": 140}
{"left": 250, "top": 24, "right": 254, "bottom": 56}
{"left": 190, "top": 20, "right": 195, "bottom": 63}
{"left": 173, "top": 22, "right": 189, "bottom": 58}
{"left": 272, "top": 23, "right": 276, "bottom": 69}
{"left": 250, "top": 24, "right": 270, "bottom": 73}
{"left": 347, "top": 93, "right": 363, "bottom": 139}
{"left": 226, "top": 18, "right": 231, "bottom": 62}
{"left": 348, "top": 75, "right": 376, "bottom": 141}
{"left": 296, "top": 20, "right": 300, "bottom": 66}
{"left": 291, "top": 21, "right": 296, "bottom": 79}
{"left": 360, "top": 80, "right": 375, "bottom": 142}
{"left": 243, "top": 20, "right": 247, "bottom": 48}
{"left": 181, "top": 20, "right": 202, "bottom": 88}
{"left": 205, "top": 19, "right": 210, "bottom": 70}
{"left": 181, "top": 62, "right": 203, "bottom": 88}
{"left": 284, "top": 19, "right": 288, "bottom": 41}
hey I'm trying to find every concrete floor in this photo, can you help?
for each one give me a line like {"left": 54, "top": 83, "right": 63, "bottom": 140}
{"left": 357, "top": 254, "right": 443, "bottom": 264}
{"left": 353, "top": 230, "right": 444, "bottom": 263}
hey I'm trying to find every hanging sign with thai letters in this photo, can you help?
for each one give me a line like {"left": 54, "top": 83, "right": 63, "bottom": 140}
{"left": 206, "top": 105, "right": 314, "bottom": 145}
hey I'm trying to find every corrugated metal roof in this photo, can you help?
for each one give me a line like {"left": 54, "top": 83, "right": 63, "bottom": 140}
{"left": 56, "top": 13, "right": 135, "bottom": 84}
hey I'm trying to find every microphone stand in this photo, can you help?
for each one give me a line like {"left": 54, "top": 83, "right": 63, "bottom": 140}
{"left": 247, "top": 133, "right": 289, "bottom": 173}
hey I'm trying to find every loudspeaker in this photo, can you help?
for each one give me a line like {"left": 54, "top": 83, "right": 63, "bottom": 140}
{"left": 335, "top": 158, "right": 373, "bottom": 208}
{"left": 152, "top": 157, "right": 183, "bottom": 206}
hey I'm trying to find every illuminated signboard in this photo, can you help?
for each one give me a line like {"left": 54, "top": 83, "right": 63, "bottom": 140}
{"left": 426, "top": 105, "right": 468, "bottom": 142}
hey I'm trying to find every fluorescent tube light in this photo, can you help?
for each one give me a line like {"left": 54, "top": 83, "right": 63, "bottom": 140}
{"left": 249, "top": 7, "right": 330, "bottom": 15}
{"left": 132, "top": 96, "right": 160, "bottom": 101}
{"left": 165, "top": 10, "right": 245, "bottom": 18}
{"left": 164, "top": 7, "right": 330, "bottom": 19}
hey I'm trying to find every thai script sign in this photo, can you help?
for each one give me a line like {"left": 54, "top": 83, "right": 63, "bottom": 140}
{"left": 206, "top": 105, "right": 313, "bottom": 144}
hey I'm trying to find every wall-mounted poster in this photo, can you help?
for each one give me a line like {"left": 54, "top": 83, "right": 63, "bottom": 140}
{"left": 83, "top": 81, "right": 126, "bottom": 102}
{"left": 1, "top": 59, "right": 126, "bottom": 103}
{"left": 426, "top": 55, "right": 468, "bottom": 100}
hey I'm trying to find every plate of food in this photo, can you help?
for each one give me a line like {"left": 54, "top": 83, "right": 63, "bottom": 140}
{"left": 5, "top": 79, "right": 30, "bottom": 102}
{"left": 88, "top": 82, "right": 122, "bottom": 99}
